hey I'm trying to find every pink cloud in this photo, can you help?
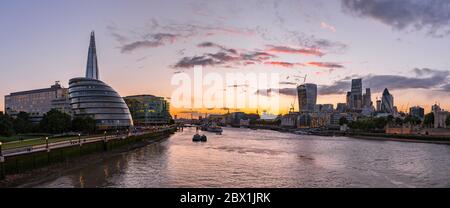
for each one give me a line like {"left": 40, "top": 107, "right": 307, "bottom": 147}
{"left": 321, "top": 22, "right": 336, "bottom": 32}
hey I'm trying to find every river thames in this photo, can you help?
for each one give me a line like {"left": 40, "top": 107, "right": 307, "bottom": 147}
{"left": 34, "top": 127, "right": 450, "bottom": 188}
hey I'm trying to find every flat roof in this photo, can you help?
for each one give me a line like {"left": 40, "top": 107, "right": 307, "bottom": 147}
{"left": 7, "top": 84, "right": 63, "bottom": 97}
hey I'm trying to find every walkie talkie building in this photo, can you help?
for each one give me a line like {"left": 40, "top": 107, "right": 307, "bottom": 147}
{"left": 68, "top": 32, "right": 133, "bottom": 130}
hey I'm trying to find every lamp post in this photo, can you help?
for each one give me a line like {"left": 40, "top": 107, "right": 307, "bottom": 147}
{"left": 0, "top": 141, "right": 4, "bottom": 180}
{"left": 78, "top": 134, "right": 81, "bottom": 146}
{"left": 45, "top": 137, "right": 49, "bottom": 151}
{"left": 103, "top": 131, "right": 108, "bottom": 151}
{"left": 0, "top": 142, "right": 3, "bottom": 157}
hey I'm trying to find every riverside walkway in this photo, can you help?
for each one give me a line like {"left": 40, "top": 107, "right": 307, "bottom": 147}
{"left": 1, "top": 126, "right": 176, "bottom": 157}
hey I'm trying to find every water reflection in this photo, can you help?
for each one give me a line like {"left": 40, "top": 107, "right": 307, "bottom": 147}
{"left": 36, "top": 127, "right": 450, "bottom": 188}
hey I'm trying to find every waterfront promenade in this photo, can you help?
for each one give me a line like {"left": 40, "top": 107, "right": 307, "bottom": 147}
{"left": 0, "top": 125, "right": 177, "bottom": 181}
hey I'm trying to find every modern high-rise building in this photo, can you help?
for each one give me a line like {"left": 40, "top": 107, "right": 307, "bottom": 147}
{"left": 68, "top": 32, "right": 133, "bottom": 130}
{"left": 4, "top": 81, "right": 70, "bottom": 122}
{"left": 336, "top": 103, "right": 347, "bottom": 113}
{"left": 409, "top": 106, "right": 425, "bottom": 120}
{"left": 124, "top": 95, "right": 172, "bottom": 125}
{"left": 349, "top": 79, "right": 363, "bottom": 111}
{"left": 362, "top": 88, "right": 372, "bottom": 108}
{"left": 86, "top": 31, "right": 99, "bottom": 80}
{"left": 381, "top": 88, "right": 394, "bottom": 113}
{"left": 376, "top": 99, "right": 382, "bottom": 112}
{"left": 297, "top": 83, "right": 317, "bottom": 112}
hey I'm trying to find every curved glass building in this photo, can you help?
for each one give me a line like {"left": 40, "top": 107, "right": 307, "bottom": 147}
{"left": 69, "top": 32, "right": 133, "bottom": 129}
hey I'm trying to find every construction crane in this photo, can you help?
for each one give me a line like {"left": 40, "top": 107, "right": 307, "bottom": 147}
{"left": 288, "top": 74, "right": 307, "bottom": 114}
{"left": 294, "top": 74, "right": 308, "bottom": 85}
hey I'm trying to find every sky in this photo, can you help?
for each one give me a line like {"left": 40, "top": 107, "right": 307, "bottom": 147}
{"left": 1, "top": 0, "right": 450, "bottom": 117}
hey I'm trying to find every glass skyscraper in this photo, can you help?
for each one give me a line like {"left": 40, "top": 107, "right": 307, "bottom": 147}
{"left": 381, "top": 88, "right": 394, "bottom": 113}
{"left": 297, "top": 83, "right": 317, "bottom": 112}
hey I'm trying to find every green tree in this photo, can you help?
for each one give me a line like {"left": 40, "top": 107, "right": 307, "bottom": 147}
{"left": 0, "top": 114, "right": 14, "bottom": 137}
{"left": 394, "top": 117, "right": 404, "bottom": 126}
{"left": 339, "top": 117, "right": 349, "bottom": 126}
{"left": 423, "top": 113, "right": 434, "bottom": 128}
{"left": 405, "top": 115, "right": 421, "bottom": 125}
{"left": 373, "top": 117, "right": 388, "bottom": 129}
{"left": 71, "top": 116, "right": 96, "bottom": 133}
{"left": 386, "top": 115, "right": 394, "bottom": 123}
{"left": 39, "top": 109, "right": 72, "bottom": 134}
{"left": 13, "top": 111, "right": 33, "bottom": 133}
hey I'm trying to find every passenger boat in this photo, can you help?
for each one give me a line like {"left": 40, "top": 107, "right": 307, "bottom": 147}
{"left": 193, "top": 134, "right": 207, "bottom": 142}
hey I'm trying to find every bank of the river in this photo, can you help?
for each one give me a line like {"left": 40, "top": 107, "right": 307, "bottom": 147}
{"left": 0, "top": 126, "right": 177, "bottom": 184}
{"left": 246, "top": 125, "right": 450, "bottom": 145}
{"left": 0, "top": 132, "right": 173, "bottom": 188}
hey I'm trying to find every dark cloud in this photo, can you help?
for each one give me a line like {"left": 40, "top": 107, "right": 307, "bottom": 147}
{"left": 266, "top": 45, "right": 325, "bottom": 57}
{"left": 279, "top": 81, "right": 298, "bottom": 86}
{"left": 121, "top": 33, "right": 178, "bottom": 53}
{"left": 174, "top": 56, "right": 220, "bottom": 68}
{"left": 111, "top": 19, "right": 256, "bottom": 53}
{"left": 341, "top": 0, "right": 450, "bottom": 37}
{"left": 173, "top": 49, "right": 277, "bottom": 69}
{"left": 308, "top": 62, "right": 344, "bottom": 69}
{"left": 198, "top": 42, "right": 238, "bottom": 54}
{"left": 319, "top": 68, "right": 450, "bottom": 95}
{"left": 440, "top": 84, "right": 450, "bottom": 91}
{"left": 318, "top": 80, "right": 351, "bottom": 95}
{"left": 240, "top": 51, "right": 276, "bottom": 61}
{"left": 312, "top": 39, "right": 348, "bottom": 52}
{"left": 255, "top": 88, "right": 298, "bottom": 97}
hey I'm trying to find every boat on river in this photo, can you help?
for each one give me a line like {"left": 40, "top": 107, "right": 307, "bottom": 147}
{"left": 193, "top": 134, "right": 207, "bottom": 142}
{"left": 201, "top": 123, "right": 223, "bottom": 133}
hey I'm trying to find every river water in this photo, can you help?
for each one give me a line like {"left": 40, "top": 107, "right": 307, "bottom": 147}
{"left": 35, "top": 127, "right": 450, "bottom": 188}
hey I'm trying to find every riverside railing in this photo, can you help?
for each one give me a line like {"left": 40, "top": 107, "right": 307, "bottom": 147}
{"left": 0, "top": 125, "right": 177, "bottom": 180}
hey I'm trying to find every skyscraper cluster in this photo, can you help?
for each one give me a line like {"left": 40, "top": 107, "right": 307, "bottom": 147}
{"left": 345, "top": 79, "right": 373, "bottom": 113}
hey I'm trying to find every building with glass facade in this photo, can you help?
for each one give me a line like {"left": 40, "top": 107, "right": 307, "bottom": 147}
{"left": 297, "top": 83, "right": 317, "bottom": 112}
{"left": 68, "top": 32, "right": 133, "bottom": 130}
{"left": 124, "top": 95, "right": 171, "bottom": 125}
{"left": 381, "top": 88, "right": 394, "bottom": 114}
{"left": 409, "top": 106, "right": 425, "bottom": 120}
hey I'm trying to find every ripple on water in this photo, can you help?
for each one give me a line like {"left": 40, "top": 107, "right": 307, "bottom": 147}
{"left": 36, "top": 127, "right": 450, "bottom": 188}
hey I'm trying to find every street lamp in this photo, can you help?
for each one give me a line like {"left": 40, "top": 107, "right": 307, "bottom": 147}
{"left": 45, "top": 137, "right": 49, "bottom": 150}
{"left": 104, "top": 131, "right": 107, "bottom": 141}
{"left": 78, "top": 134, "right": 81, "bottom": 146}
{"left": 0, "top": 142, "right": 3, "bottom": 157}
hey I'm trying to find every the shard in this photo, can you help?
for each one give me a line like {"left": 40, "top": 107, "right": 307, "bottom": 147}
{"left": 86, "top": 31, "right": 99, "bottom": 80}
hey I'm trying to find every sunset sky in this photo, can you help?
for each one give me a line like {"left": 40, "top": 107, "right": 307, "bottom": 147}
{"left": 1, "top": 0, "right": 450, "bottom": 117}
